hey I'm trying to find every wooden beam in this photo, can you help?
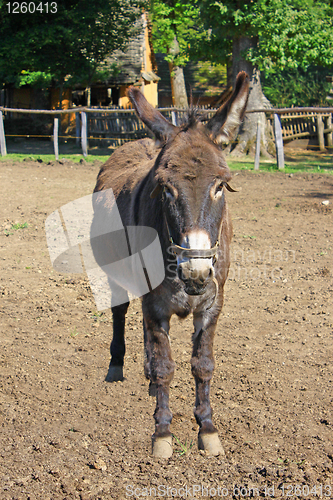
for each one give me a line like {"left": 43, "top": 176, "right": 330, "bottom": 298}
{"left": 53, "top": 117, "right": 59, "bottom": 160}
{"left": 75, "top": 112, "right": 81, "bottom": 146}
{"left": 274, "top": 114, "right": 284, "bottom": 170}
{"left": 246, "top": 107, "right": 333, "bottom": 115}
{"left": 316, "top": 115, "right": 326, "bottom": 151}
{"left": 0, "top": 110, "right": 7, "bottom": 156}
{"left": 325, "top": 115, "right": 333, "bottom": 148}
{"left": 254, "top": 118, "right": 261, "bottom": 170}
{"left": 81, "top": 111, "right": 88, "bottom": 157}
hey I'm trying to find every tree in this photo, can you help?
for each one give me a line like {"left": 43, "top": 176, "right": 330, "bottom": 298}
{"left": 0, "top": 0, "right": 144, "bottom": 106}
{"left": 198, "top": 0, "right": 333, "bottom": 155}
{"left": 150, "top": 0, "right": 206, "bottom": 107}
{"left": 263, "top": 66, "right": 332, "bottom": 108}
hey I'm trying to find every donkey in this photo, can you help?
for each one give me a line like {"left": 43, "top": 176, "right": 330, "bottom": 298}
{"left": 92, "top": 72, "right": 249, "bottom": 458}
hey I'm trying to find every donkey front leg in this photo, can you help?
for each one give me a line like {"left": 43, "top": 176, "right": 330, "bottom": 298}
{"left": 144, "top": 316, "right": 175, "bottom": 459}
{"left": 191, "top": 315, "right": 224, "bottom": 456}
{"left": 105, "top": 300, "right": 129, "bottom": 382}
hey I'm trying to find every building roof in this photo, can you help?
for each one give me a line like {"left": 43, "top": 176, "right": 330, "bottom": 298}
{"left": 103, "top": 16, "right": 159, "bottom": 87}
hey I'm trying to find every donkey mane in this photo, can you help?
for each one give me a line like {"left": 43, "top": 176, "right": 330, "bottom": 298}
{"left": 177, "top": 107, "right": 210, "bottom": 128}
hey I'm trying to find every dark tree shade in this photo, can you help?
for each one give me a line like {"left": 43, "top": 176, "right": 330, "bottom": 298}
{"left": 0, "top": 0, "right": 146, "bottom": 88}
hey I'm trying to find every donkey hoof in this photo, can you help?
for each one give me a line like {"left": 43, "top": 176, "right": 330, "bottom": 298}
{"left": 152, "top": 435, "right": 173, "bottom": 459}
{"left": 105, "top": 365, "right": 123, "bottom": 382}
{"left": 198, "top": 432, "right": 225, "bottom": 457}
{"left": 149, "top": 382, "right": 157, "bottom": 397}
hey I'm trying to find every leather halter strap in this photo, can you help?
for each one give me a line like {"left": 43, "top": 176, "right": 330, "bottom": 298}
{"left": 162, "top": 187, "right": 227, "bottom": 260}
{"left": 170, "top": 244, "right": 219, "bottom": 259}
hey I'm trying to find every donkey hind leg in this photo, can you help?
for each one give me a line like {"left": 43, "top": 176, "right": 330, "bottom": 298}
{"left": 105, "top": 281, "right": 129, "bottom": 382}
{"left": 191, "top": 317, "right": 224, "bottom": 457}
{"left": 144, "top": 318, "right": 175, "bottom": 458}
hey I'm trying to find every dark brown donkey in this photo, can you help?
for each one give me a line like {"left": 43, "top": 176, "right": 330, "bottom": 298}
{"left": 92, "top": 72, "right": 249, "bottom": 458}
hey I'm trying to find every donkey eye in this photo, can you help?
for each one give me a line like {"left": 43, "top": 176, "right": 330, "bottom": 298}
{"left": 214, "top": 183, "right": 224, "bottom": 198}
{"left": 164, "top": 184, "right": 177, "bottom": 200}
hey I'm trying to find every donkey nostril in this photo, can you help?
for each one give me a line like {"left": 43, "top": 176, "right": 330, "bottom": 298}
{"left": 202, "top": 267, "right": 214, "bottom": 282}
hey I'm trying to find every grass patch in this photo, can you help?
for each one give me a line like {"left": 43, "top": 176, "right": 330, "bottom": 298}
{"left": 4, "top": 222, "right": 28, "bottom": 235}
{"left": 11, "top": 222, "right": 28, "bottom": 230}
{"left": 0, "top": 150, "right": 332, "bottom": 174}
{"left": 228, "top": 152, "right": 333, "bottom": 174}
{"left": 172, "top": 434, "right": 194, "bottom": 456}
{"left": 0, "top": 153, "right": 108, "bottom": 163}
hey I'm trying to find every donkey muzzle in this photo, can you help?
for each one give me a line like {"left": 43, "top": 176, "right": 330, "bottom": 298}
{"left": 171, "top": 231, "right": 218, "bottom": 295}
{"left": 177, "top": 259, "right": 214, "bottom": 295}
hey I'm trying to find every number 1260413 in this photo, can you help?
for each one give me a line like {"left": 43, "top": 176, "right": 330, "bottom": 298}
{"left": 6, "top": 2, "right": 57, "bottom": 13}
{"left": 281, "top": 484, "right": 331, "bottom": 497}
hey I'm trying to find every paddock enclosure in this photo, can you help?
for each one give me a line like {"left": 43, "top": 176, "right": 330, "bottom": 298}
{"left": 0, "top": 158, "right": 332, "bottom": 499}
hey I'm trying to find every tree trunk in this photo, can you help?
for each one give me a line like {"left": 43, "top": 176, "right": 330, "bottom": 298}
{"left": 58, "top": 83, "right": 64, "bottom": 136}
{"left": 168, "top": 37, "right": 188, "bottom": 108}
{"left": 230, "top": 36, "right": 274, "bottom": 157}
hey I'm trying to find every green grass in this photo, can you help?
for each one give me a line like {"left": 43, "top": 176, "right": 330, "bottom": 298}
{"left": 0, "top": 153, "right": 107, "bottom": 163}
{"left": 11, "top": 222, "right": 28, "bottom": 230}
{"left": 228, "top": 153, "right": 333, "bottom": 174}
{"left": 0, "top": 151, "right": 332, "bottom": 173}
{"left": 4, "top": 222, "right": 28, "bottom": 235}
{"left": 172, "top": 434, "right": 194, "bottom": 456}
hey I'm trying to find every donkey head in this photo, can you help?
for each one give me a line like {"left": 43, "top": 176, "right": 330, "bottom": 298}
{"left": 127, "top": 73, "right": 249, "bottom": 295}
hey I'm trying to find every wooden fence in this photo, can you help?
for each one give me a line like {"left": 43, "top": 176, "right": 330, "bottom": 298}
{"left": 0, "top": 105, "right": 332, "bottom": 168}
{"left": 86, "top": 107, "right": 217, "bottom": 148}
{"left": 271, "top": 111, "right": 332, "bottom": 150}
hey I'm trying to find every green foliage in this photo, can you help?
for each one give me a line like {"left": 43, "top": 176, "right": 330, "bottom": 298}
{"left": 194, "top": 62, "right": 227, "bottom": 92}
{"left": 198, "top": 0, "right": 333, "bottom": 71}
{"left": 18, "top": 71, "right": 53, "bottom": 88}
{"left": 262, "top": 66, "right": 332, "bottom": 107}
{"left": 0, "top": 0, "right": 145, "bottom": 88}
{"left": 249, "top": 0, "right": 333, "bottom": 72}
{"left": 150, "top": 0, "right": 207, "bottom": 67}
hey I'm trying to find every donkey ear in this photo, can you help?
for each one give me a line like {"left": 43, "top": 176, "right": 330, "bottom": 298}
{"left": 127, "top": 87, "right": 178, "bottom": 143}
{"left": 206, "top": 72, "right": 250, "bottom": 145}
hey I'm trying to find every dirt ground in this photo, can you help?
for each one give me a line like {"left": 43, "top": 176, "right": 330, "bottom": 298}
{"left": 0, "top": 155, "right": 332, "bottom": 500}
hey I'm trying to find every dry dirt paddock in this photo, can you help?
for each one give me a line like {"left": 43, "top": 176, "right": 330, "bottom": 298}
{"left": 0, "top": 157, "right": 332, "bottom": 500}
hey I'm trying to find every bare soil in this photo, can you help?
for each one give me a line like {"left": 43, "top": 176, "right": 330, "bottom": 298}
{"left": 0, "top": 157, "right": 332, "bottom": 500}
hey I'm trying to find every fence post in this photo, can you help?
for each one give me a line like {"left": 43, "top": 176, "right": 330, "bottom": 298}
{"left": 326, "top": 114, "right": 333, "bottom": 148}
{"left": 0, "top": 110, "right": 7, "bottom": 156}
{"left": 317, "top": 114, "right": 325, "bottom": 151}
{"left": 171, "top": 110, "right": 177, "bottom": 126}
{"left": 254, "top": 116, "right": 261, "bottom": 170}
{"left": 75, "top": 112, "right": 81, "bottom": 146}
{"left": 81, "top": 111, "right": 88, "bottom": 157}
{"left": 274, "top": 114, "right": 284, "bottom": 170}
{"left": 53, "top": 117, "right": 59, "bottom": 160}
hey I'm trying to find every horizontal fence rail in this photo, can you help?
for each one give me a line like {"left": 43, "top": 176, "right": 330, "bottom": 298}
{"left": 0, "top": 106, "right": 332, "bottom": 168}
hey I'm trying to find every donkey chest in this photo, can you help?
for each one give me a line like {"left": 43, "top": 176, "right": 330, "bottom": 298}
{"left": 146, "top": 280, "right": 213, "bottom": 320}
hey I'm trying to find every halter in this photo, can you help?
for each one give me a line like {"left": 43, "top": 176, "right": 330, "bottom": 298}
{"left": 150, "top": 180, "right": 237, "bottom": 308}
{"left": 160, "top": 181, "right": 237, "bottom": 260}
{"left": 164, "top": 211, "right": 222, "bottom": 261}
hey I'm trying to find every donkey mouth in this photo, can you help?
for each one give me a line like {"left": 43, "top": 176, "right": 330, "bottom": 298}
{"left": 183, "top": 281, "right": 208, "bottom": 296}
